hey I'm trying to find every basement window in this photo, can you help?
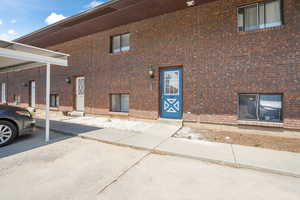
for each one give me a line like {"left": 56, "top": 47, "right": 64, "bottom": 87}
{"left": 50, "top": 94, "right": 59, "bottom": 108}
{"left": 111, "top": 33, "right": 130, "bottom": 53}
{"left": 110, "top": 94, "right": 129, "bottom": 113}
{"left": 238, "top": 0, "right": 282, "bottom": 32}
{"left": 238, "top": 94, "right": 283, "bottom": 122}
{"left": 13, "top": 95, "right": 20, "bottom": 105}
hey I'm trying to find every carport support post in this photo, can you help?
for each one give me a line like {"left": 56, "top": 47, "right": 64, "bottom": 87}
{"left": 45, "top": 63, "right": 50, "bottom": 142}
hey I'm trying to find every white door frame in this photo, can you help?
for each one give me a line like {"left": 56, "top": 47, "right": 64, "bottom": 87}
{"left": 75, "top": 77, "right": 85, "bottom": 111}
{"left": 30, "top": 80, "right": 36, "bottom": 108}
{"left": 1, "top": 83, "right": 6, "bottom": 103}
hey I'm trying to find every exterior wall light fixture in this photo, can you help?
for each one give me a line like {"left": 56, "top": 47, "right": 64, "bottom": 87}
{"left": 186, "top": 0, "right": 195, "bottom": 7}
{"left": 65, "top": 77, "right": 71, "bottom": 84}
{"left": 148, "top": 66, "right": 155, "bottom": 79}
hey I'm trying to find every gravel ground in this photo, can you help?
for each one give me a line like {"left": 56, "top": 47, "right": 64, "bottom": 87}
{"left": 174, "top": 127, "right": 300, "bottom": 153}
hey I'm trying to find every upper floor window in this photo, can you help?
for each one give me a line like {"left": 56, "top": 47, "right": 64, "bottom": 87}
{"left": 238, "top": 0, "right": 282, "bottom": 32}
{"left": 111, "top": 33, "right": 130, "bottom": 53}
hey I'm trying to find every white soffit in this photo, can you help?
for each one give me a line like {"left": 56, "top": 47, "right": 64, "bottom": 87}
{"left": 0, "top": 40, "right": 69, "bottom": 73}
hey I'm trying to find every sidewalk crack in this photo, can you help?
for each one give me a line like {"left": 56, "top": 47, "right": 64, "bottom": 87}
{"left": 97, "top": 152, "right": 151, "bottom": 195}
{"left": 230, "top": 144, "right": 238, "bottom": 166}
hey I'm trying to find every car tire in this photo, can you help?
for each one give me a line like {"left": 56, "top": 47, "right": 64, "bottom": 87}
{"left": 0, "top": 120, "right": 18, "bottom": 147}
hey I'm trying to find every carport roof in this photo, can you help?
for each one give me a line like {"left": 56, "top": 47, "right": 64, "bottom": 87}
{"left": 0, "top": 40, "right": 69, "bottom": 73}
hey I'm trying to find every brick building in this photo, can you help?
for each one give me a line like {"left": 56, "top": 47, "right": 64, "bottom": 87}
{"left": 1, "top": 0, "right": 300, "bottom": 130}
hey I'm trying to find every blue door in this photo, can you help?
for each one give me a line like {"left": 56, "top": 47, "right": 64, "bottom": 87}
{"left": 160, "top": 68, "right": 183, "bottom": 119}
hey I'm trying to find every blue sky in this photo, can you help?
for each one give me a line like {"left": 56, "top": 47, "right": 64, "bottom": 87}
{"left": 0, "top": 0, "right": 109, "bottom": 41}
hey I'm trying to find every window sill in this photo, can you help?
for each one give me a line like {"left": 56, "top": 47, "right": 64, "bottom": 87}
{"left": 238, "top": 120, "right": 283, "bottom": 128}
{"left": 50, "top": 107, "right": 59, "bottom": 111}
{"left": 109, "top": 50, "right": 130, "bottom": 56}
{"left": 109, "top": 111, "right": 129, "bottom": 116}
{"left": 238, "top": 25, "right": 284, "bottom": 35}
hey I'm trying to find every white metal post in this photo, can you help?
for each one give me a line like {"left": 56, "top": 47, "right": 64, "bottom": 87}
{"left": 45, "top": 63, "right": 50, "bottom": 142}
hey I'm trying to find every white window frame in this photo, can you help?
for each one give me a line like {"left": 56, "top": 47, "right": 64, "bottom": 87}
{"left": 111, "top": 33, "right": 130, "bottom": 53}
{"left": 238, "top": 93, "right": 283, "bottom": 122}
{"left": 110, "top": 94, "right": 129, "bottom": 113}
{"left": 164, "top": 71, "right": 180, "bottom": 95}
{"left": 237, "top": 0, "right": 283, "bottom": 32}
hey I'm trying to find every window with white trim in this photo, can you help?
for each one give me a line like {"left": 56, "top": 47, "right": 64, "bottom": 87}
{"left": 239, "top": 94, "right": 283, "bottom": 122}
{"left": 13, "top": 95, "right": 20, "bottom": 105}
{"left": 111, "top": 33, "right": 130, "bottom": 53}
{"left": 50, "top": 94, "right": 59, "bottom": 108}
{"left": 238, "top": 0, "right": 282, "bottom": 32}
{"left": 110, "top": 94, "right": 129, "bottom": 113}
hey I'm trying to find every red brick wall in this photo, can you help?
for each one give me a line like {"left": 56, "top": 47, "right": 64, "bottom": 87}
{"left": 1, "top": 0, "right": 300, "bottom": 129}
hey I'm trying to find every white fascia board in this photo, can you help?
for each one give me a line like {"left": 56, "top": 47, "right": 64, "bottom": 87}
{"left": 0, "top": 47, "right": 68, "bottom": 66}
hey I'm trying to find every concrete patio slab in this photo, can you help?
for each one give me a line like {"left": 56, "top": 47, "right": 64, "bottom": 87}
{"left": 78, "top": 128, "right": 138, "bottom": 143}
{"left": 156, "top": 138, "right": 236, "bottom": 164}
{"left": 233, "top": 144, "right": 300, "bottom": 177}
{"left": 118, "top": 134, "right": 168, "bottom": 149}
{"left": 118, "top": 123, "right": 180, "bottom": 149}
{"left": 98, "top": 154, "right": 300, "bottom": 200}
{"left": 0, "top": 130, "right": 149, "bottom": 200}
{"left": 35, "top": 115, "right": 300, "bottom": 178}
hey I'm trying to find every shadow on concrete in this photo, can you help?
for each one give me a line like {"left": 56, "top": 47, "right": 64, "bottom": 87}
{"left": 36, "top": 118, "right": 102, "bottom": 135}
{"left": 0, "top": 119, "right": 103, "bottom": 159}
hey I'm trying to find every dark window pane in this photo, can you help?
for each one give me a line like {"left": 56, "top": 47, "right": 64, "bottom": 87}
{"left": 239, "top": 94, "right": 257, "bottom": 120}
{"left": 50, "top": 94, "right": 59, "bottom": 107}
{"left": 111, "top": 94, "right": 121, "bottom": 112}
{"left": 121, "top": 94, "right": 129, "bottom": 112}
{"left": 14, "top": 95, "right": 20, "bottom": 105}
{"left": 121, "top": 33, "right": 130, "bottom": 51}
{"left": 237, "top": 8, "right": 244, "bottom": 31}
{"left": 50, "top": 95, "right": 54, "bottom": 107}
{"left": 259, "top": 95, "right": 282, "bottom": 121}
{"left": 112, "top": 35, "right": 121, "bottom": 53}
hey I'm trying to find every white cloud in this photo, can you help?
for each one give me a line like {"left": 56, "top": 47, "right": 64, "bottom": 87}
{"left": 0, "top": 19, "right": 3, "bottom": 25}
{"left": 0, "top": 33, "right": 16, "bottom": 41}
{"left": 85, "top": 1, "right": 105, "bottom": 9}
{"left": 45, "top": 12, "right": 66, "bottom": 25}
{"left": 11, "top": 19, "right": 17, "bottom": 24}
{"left": 8, "top": 29, "right": 17, "bottom": 35}
{"left": 0, "top": 29, "right": 18, "bottom": 41}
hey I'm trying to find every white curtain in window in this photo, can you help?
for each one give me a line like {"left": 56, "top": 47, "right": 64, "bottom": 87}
{"left": 112, "top": 36, "right": 121, "bottom": 53}
{"left": 265, "top": 0, "right": 281, "bottom": 27}
{"left": 245, "top": 5, "right": 258, "bottom": 31}
{"left": 121, "top": 94, "right": 129, "bottom": 112}
{"left": 259, "top": 4, "right": 265, "bottom": 28}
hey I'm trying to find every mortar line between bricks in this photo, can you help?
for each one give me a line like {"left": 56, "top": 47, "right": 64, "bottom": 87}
{"left": 97, "top": 151, "right": 152, "bottom": 195}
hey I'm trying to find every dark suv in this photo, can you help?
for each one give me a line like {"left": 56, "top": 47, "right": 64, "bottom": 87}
{"left": 0, "top": 105, "right": 35, "bottom": 147}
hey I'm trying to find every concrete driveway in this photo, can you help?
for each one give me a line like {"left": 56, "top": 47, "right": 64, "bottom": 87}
{"left": 1, "top": 129, "right": 300, "bottom": 200}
